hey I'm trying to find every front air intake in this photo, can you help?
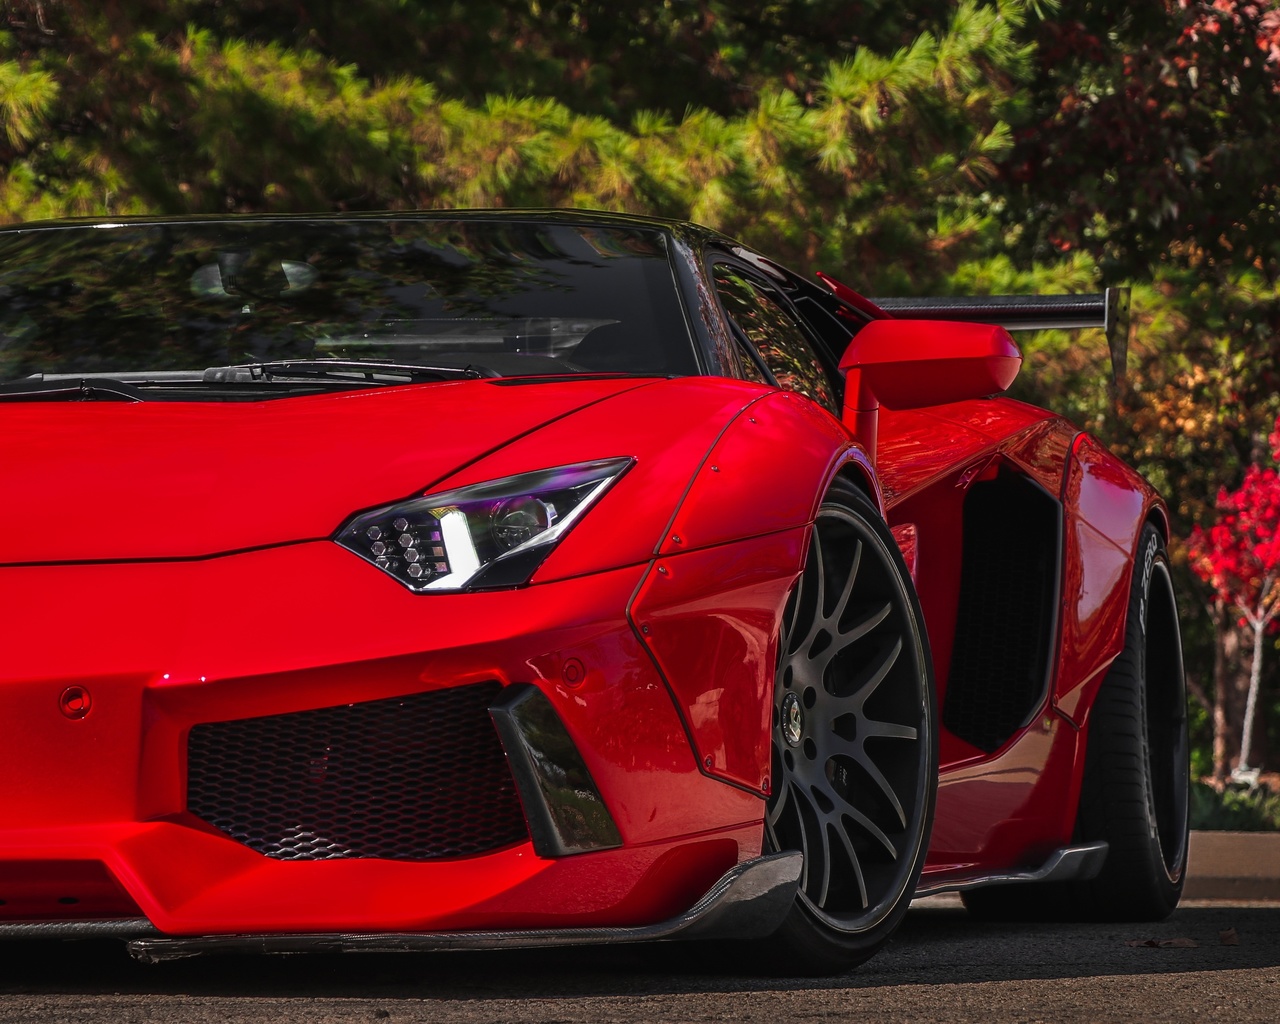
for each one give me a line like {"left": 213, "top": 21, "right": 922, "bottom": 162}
{"left": 186, "top": 681, "right": 528, "bottom": 860}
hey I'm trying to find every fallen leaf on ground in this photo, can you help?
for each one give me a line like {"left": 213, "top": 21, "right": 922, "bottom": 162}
{"left": 1125, "top": 937, "right": 1199, "bottom": 948}
{"left": 1219, "top": 928, "right": 1239, "bottom": 946}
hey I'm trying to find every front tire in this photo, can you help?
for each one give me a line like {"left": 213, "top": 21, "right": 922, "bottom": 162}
{"left": 760, "top": 483, "right": 937, "bottom": 974}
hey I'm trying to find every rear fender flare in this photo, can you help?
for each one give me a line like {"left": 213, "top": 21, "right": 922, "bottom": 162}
{"left": 1054, "top": 433, "right": 1168, "bottom": 728}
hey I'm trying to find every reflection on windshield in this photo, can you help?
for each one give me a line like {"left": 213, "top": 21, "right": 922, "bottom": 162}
{"left": 0, "top": 218, "right": 695, "bottom": 383}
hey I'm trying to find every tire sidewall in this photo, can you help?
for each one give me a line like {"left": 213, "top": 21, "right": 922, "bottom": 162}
{"left": 1078, "top": 523, "right": 1188, "bottom": 916}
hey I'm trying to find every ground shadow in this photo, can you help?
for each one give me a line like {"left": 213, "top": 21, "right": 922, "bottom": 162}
{"left": 0, "top": 905, "right": 1275, "bottom": 1001}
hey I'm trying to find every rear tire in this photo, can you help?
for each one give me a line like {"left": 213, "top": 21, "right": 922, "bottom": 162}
{"left": 964, "top": 523, "right": 1189, "bottom": 921}
{"left": 755, "top": 482, "right": 937, "bottom": 974}
{"left": 1072, "top": 524, "right": 1189, "bottom": 918}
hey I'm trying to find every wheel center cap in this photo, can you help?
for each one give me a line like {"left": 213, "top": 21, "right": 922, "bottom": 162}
{"left": 781, "top": 691, "right": 804, "bottom": 747}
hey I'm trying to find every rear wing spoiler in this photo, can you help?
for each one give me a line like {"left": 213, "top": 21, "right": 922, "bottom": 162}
{"left": 867, "top": 288, "right": 1132, "bottom": 385}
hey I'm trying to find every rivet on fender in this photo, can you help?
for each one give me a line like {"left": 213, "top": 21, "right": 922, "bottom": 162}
{"left": 59, "top": 686, "right": 92, "bottom": 719}
{"left": 562, "top": 658, "right": 586, "bottom": 687}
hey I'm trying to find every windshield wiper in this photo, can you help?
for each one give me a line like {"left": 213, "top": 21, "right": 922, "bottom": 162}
{"left": 0, "top": 376, "right": 149, "bottom": 401}
{"left": 0, "top": 361, "right": 496, "bottom": 401}
{"left": 201, "top": 360, "right": 498, "bottom": 384}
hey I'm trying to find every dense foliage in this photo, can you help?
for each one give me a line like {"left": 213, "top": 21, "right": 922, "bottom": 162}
{"left": 1191, "top": 778, "right": 1280, "bottom": 830}
{"left": 1, "top": 0, "right": 1278, "bottom": 787}
{"left": 1190, "top": 416, "right": 1280, "bottom": 776}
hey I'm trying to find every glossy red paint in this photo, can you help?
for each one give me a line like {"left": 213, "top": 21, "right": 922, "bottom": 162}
{"left": 0, "top": 545, "right": 764, "bottom": 933}
{"left": 0, "top": 377, "right": 655, "bottom": 563}
{"left": 922, "top": 711, "right": 1084, "bottom": 882}
{"left": 0, "top": 860, "right": 144, "bottom": 922}
{"left": 838, "top": 320, "right": 1022, "bottom": 412}
{"left": 873, "top": 400, "right": 1051, "bottom": 505}
{"left": 871, "top": 396, "right": 1171, "bottom": 878}
{"left": 872, "top": 399, "right": 1125, "bottom": 876}
{"left": 814, "top": 270, "right": 891, "bottom": 320}
{"left": 660, "top": 390, "right": 868, "bottom": 556}
{"left": 0, "top": 824, "right": 757, "bottom": 934}
{"left": 875, "top": 401, "right": 1060, "bottom": 727}
{"left": 890, "top": 523, "right": 918, "bottom": 580}
{"left": 422, "top": 376, "right": 776, "bottom": 583}
{"left": 838, "top": 321, "right": 1020, "bottom": 467}
{"left": 631, "top": 528, "right": 806, "bottom": 792}
{"left": 0, "top": 375, "right": 1150, "bottom": 922}
{"left": 1052, "top": 434, "right": 1163, "bottom": 727}
{"left": 926, "top": 419, "right": 1167, "bottom": 875}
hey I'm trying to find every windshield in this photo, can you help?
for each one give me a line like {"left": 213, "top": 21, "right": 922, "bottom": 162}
{"left": 0, "top": 217, "right": 696, "bottom": 386}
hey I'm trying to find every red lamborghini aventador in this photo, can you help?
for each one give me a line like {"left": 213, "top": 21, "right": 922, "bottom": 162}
{"left": 0, "top": 211, "right": 1188, "bottom": 972}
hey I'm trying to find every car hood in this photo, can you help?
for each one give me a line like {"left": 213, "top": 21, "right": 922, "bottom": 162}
{"left": 0, "top": 378, "right": 655, "bottom": 563}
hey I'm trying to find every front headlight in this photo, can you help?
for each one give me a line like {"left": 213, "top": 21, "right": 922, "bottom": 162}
{"left": 335, "top": 458, "right": 633, "bottom": 592}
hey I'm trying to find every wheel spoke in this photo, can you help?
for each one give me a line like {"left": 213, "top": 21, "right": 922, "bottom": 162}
{"left": 838, "top": 600, "right": 892, "bottom": 645}
{"left": 841, "top": 800, "right": 899, "bottom": 860}
{"left": 813, "top": 800, "right": 870, "bottom": 910}
{"left": 830, "top": 815, "right": 868, "bottom": 909}
{"left": 809, "top": 527, "right": 827, "bottom": 610}
{"left": 829, "top": 538, "right": 862, "bottom": 622}
{"left": 832, "top": 636, "right": 902, "bottom": 710}
{"left": 766, "top": 495, "right": 933, "bottom": 936}
{"left": 862, "top": 719, "right": 917, "bottom": 741}
{"left": 795, "top": 783, "right": 814, "bottom": 893}
{"left": 816, "top": 824, "right": 835, "bottom": 906}
{"left": 807, "top": 600, "right": 894, "bottom": 679}
{"left": 852, "top": 749, "right": 907, "bottom": 828}
{"left": 764, "top": 819, "right": 782, "bottom": 857}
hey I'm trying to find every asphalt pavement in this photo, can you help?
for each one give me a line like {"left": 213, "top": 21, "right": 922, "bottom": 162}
{"left": 1184, "top": 830, "right": 1280, "bottom": 900}
{"left": 0, "top": 833, "right": 1275, "bottom": 1023}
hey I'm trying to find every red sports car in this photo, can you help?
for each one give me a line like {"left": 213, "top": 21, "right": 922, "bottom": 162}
{"left": 0, "top": 211, "right": 1188, "bottom": 972}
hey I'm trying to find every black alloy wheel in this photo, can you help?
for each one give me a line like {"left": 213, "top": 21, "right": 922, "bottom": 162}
{"left": 761, "top": 482, "right": 937, "bottom": 973}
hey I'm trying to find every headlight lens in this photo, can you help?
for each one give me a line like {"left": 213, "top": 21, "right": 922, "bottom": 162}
{"left": 335, "top": 458, "right": 633, "bottom": 592}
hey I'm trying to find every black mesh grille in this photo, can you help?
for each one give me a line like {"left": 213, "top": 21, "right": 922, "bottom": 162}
{"left": 186, "top": 681, "right": 528, "bottom": 861}
{"left": 944, "top": 474, "right": 1060, "bottom": 753}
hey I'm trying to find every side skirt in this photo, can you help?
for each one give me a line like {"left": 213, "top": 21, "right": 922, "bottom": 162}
{"left": 915, "top": 842, "right": 1109, "bottom": 897}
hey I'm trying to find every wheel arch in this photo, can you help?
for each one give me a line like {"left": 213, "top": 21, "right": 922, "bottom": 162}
{"left": 1054, "top": 433, "right": 1167, "bottom": 727}
{"left": 657, "top": 390, "right": 881, "bottom": 558}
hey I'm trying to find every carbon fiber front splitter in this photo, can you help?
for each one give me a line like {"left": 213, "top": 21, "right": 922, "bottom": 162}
{"left": 120, "top": 851, "right": 800, "bottom": 962}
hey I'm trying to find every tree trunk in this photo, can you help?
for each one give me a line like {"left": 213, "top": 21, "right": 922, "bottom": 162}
{"left": 1238, "top": 620, "right": 1265, "bottom": 771}
{"left": 1211, "top": 610, "right": 1249, "bottom": 782}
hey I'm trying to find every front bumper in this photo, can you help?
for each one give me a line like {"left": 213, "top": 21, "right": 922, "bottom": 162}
{"left": 0, "top": 541, "right": 765, "bottom": 936}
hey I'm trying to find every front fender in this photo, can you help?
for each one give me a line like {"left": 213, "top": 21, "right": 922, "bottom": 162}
{"left": 632, "top": 390, "right": 876, "bottom": 792}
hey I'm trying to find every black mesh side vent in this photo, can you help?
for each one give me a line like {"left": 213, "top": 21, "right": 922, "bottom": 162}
{"left": 943, "top": 472, "right": 1061, "bottom": 753}
{"left": 186, "top": 681, "right": 528, "bottom": 861}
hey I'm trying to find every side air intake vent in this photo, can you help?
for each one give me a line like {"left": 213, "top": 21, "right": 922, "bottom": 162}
{"left": 943, "top": 471, "right": 1061, "bottom": 753}
{"left": 187, "top": 681, "right": 528, "bottom": 860}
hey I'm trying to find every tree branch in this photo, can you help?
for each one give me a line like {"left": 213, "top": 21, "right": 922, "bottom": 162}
{"left": 1185, "top": 672, "right": 1213, "bottom": 717}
